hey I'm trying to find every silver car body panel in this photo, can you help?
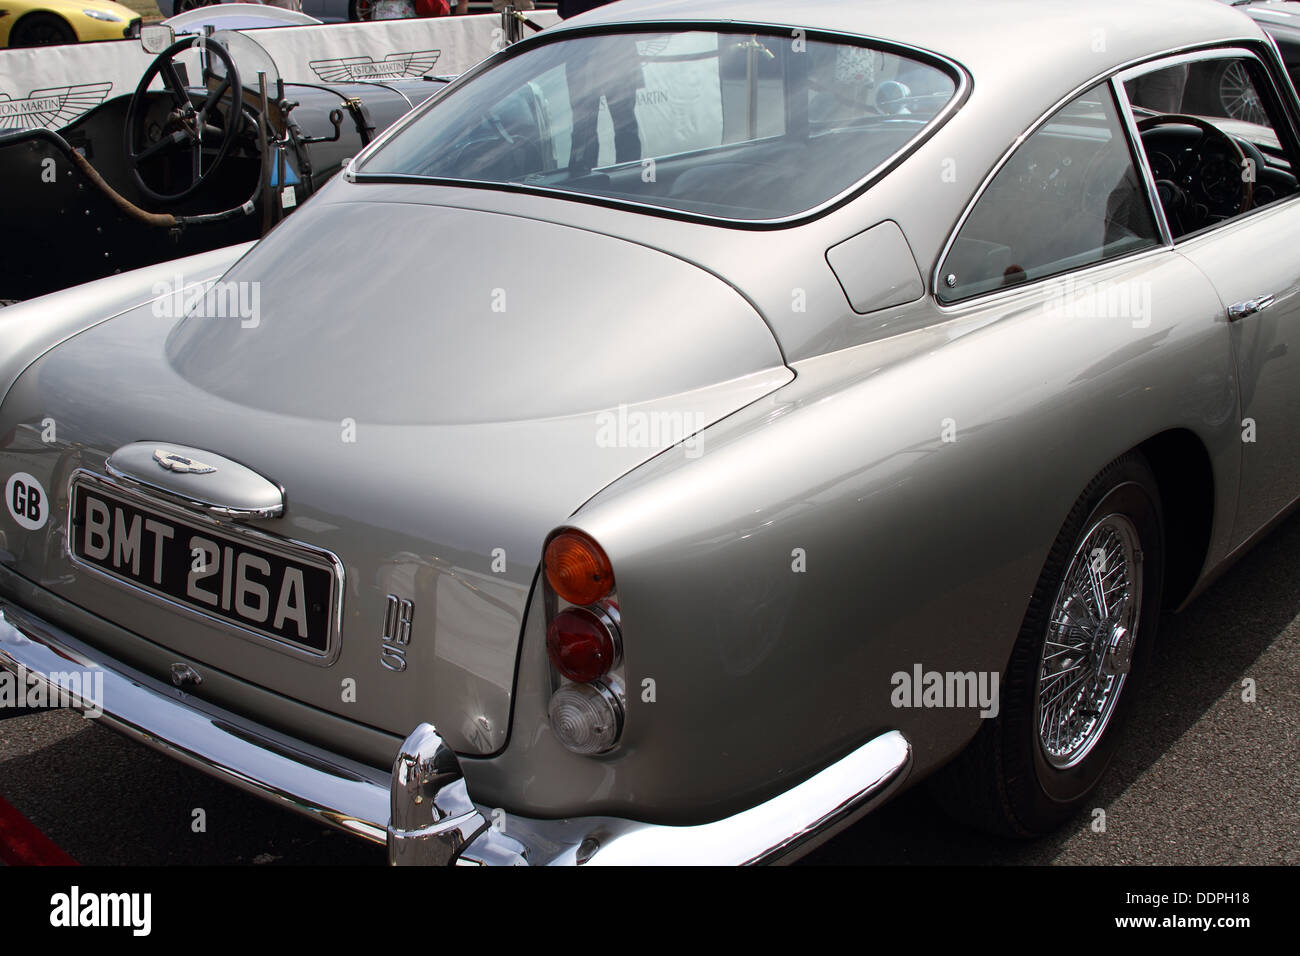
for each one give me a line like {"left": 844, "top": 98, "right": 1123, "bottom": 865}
{"left": 0, "top": 198, "right": 791, "bottom": 758}
{"left": 0, "top": 0, "right": 1295, "bottom": 857}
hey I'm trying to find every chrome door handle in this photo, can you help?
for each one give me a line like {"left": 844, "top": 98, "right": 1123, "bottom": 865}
{"left": 1228, "top": 294, "right": 1276, "bottom": 321}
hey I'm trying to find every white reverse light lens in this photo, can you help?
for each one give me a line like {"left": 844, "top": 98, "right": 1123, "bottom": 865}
{"left": 549, "top": 681, "right": 623, "bottom": 755}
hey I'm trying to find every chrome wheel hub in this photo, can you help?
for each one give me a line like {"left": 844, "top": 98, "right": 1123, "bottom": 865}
{"left": 1035, "top": 514, "right": 1142, "bottom": 770}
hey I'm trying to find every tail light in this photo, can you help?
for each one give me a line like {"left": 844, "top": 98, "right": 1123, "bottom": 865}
{"left": 546, "top": 605, "right": 621, "bottom": 683}
{"left": 544, "top": 530, "right": 614, "bottom": 606}
{"left": 542, "top": 528, "right": 626, "bottom": 755}
{"left": 548, "top": 680, "right": 624, "bottom": 755}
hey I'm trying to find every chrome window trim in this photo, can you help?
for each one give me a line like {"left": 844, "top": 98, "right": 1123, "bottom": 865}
{"left": 930, "top": 40, "right": 1281, "bottom": 305}
{"left": 1111, "top": 76, "right": 1175, "bottom": 247}
{"left": 348, "top": 21, "right": 972, "bottom": 230}
{"left": 932, "top": 79, "right": 1167, "bottom": 308}
{"left": 1263, "top": 30, "right": 1300, "bottom": 128}
{"left": 1114, "top": 45, "right": 1300, "bottom": 247}
{"left": 931, "top": 242, "right": 1170, "bottom": 316}
{"left": 1165, "top": 189, "right": 1300, "bottom": 255}
{"left": 1113, "top": 44, "right": 1264, "bottom": 83}
{"left": 65, "top": 469, "right": 346, "bottom": 667}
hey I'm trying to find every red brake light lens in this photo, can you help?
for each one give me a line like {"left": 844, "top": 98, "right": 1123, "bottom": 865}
{"left": 544, "top": 531, "right": 613, "bottom": 606}
{"left": 546, "top": 607, "right": 618, "bottom": 683}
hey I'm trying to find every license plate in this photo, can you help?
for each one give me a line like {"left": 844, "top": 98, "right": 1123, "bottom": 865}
{"left": 68, "top": 475, "right": 340, "bottom": 659}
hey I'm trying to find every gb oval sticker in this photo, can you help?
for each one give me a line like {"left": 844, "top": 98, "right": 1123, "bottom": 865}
{"left": 6, "top": 472, "right": 49, "bottom": 531}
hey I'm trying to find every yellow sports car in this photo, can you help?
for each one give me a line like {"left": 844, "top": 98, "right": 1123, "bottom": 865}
{"left": 0, "top": 0, "right": 141, "bottom": 48}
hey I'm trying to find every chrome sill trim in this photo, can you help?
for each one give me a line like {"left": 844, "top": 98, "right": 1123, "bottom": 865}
{"left": 0, "top": 600, "right": 911, "bottom": 865}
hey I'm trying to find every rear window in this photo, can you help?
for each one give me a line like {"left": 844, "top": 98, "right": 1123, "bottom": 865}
{"left": 357, "top": 28, "right": 960, "bottom": 221}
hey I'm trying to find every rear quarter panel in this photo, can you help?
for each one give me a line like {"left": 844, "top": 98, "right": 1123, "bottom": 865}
{"left": 467, "top": 248, "right": 1240, "bottom": 825}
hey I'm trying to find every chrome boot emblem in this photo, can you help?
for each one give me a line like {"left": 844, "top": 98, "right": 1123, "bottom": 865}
{"left": 381, "top": 595, "right": 415, "bottom": 672}
{"left": 153, "top": 448, "right": 216, "bottom": 475}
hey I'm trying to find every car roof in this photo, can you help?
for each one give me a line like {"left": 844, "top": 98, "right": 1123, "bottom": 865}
{"left": 561, "top": 0, "right": 1265, "bottom": 87}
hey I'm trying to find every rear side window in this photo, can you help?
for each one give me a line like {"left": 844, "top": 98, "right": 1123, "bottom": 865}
{"left": 938, "top": 82, "right": 1161, "bottom": 303}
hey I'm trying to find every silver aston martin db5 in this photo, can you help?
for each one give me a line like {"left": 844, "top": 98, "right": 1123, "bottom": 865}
{"left": 2, "top": 0, "right": 1297, "bottom": 864}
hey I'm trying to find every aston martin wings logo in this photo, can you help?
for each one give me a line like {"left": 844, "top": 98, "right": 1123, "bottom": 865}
{"left": 309, "top": 50, "right": 441, "bottom": 83}
{"left": 0, "top": 82, "right": 113, "bottom": 131}
{"left": 153, "top": 449, "right": 217, "bottom": 475}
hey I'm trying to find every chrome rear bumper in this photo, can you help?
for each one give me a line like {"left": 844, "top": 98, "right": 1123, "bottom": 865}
{"left": 0, "top": 601, "right": 911, "bottom": 865}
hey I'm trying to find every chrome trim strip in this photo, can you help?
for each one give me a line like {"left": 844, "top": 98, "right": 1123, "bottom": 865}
{"left": 66, "top": 469, "right": 345, "bottom": 667}
{"left": 105, "top": 462, "right": 285, "bottom": 521}
{"left": 1111, "top": 75, "right": 1175, "bottom": 247}
{"left": 105, "top": 441, "right": 286, "bottom": 522}
{"left": 0, "top": 602, "right": 388, "bottom": 843}
{"left": 1171, "top": 190, "right": 1300, "bottom": 255}
{"left": 1262, "top": 30, "right": 1300, "bottom": 134}
{"left": 389, "top": 722, "right": 912, "bottom": 865}
{"left": 932, "top": 243, "right": 1171, "bottom": 316}
{"left": 567, "top": 728, "right": 912, "bottom": 865}
{"left": 1112, "top": 45, "right": 1268, "bottom": 86}
{"left": 0, "top": 600, "right": 911, "bottom": 865}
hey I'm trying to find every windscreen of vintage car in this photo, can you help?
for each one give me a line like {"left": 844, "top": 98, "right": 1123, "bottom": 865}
{"left": 355, "top": 29, "right": 961, "bottom": 220}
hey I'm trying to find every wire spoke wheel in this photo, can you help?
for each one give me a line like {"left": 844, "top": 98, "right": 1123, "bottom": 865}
{"left": 1219, "top": 62, "right": 1267, "bottom": 126}
{"left": 928, "top": 453, "right": 1163, "bottom": 836}
{"left": 1035, "top": 514, "right": 1141, "bottom": 769}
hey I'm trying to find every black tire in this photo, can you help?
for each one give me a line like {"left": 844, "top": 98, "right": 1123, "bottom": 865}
{"left": 8, "top": 13, "right": 77, "bottom": 48}
{"left": 930, "top": 452, "right": 1165, "bottom": 836}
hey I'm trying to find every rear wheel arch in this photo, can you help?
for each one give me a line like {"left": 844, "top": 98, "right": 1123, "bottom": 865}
{"left": 1137, "top": 429, "right": 1215, "bottom": 609}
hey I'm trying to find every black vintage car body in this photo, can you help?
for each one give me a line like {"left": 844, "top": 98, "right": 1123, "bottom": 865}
{"left": 0, "top": 28, "right": 452, "bottom": 300}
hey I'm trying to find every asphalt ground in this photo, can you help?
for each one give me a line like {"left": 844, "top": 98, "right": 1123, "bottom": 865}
{"left": 1, "top": 506, "right": 1297, "bottom": 865}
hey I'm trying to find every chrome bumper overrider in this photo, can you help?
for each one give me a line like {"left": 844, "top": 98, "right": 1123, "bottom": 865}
{"left": 0, "top": 601, "right": 912, "bottom": 865}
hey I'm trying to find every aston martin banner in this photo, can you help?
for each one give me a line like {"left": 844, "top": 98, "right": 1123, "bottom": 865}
{"left": 0, "top": 41, "right": 156, "bottom": 132}
{"left": 240, "top": 12, "right": 559, "bottom": 86}
{"left": 0, "top": 11, "right": 560, "bottom": 132}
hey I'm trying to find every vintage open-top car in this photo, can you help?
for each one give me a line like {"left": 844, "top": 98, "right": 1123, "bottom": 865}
{"left": 0, "top": 21, "right": 459, "bottom": 300}
{"left": 2, "top": 0, "right": 1298, "bottom": 864}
